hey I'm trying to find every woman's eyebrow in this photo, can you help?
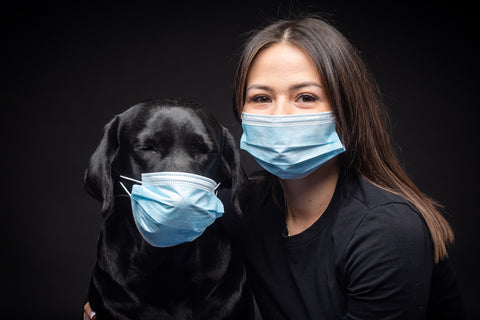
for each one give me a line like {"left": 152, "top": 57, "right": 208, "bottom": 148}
{"left": 289, "top": 82, "right": 322, "bottom": 91}
{"left": 246, "top": 82, "right": 322, "bottom": 92}
{"left": 246, "top": 84, "right": 274, "bottom": 92}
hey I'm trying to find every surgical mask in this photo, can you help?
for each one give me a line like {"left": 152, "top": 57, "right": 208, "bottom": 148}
{"left": 240, "top": 112, "right": 345, "bottom": 180}
{"left": 119, "top": 172, "right": 223, "bottom": 247}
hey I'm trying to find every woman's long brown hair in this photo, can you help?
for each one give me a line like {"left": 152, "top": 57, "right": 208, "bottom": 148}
{"left": 233, "top": 17, "right": 453, "bottom": 262}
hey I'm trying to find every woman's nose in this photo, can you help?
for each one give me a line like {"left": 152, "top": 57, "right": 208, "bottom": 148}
{"left": 271, "top": 97, "right": 294, "bottom": 115}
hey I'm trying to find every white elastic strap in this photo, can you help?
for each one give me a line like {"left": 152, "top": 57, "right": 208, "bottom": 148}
{"left": 119, "top": 181, "right": 131, "bottom": 196}
{"left": 214, "top": 182, "right": 221, "bottom": 195}
{"left": 120, "top": 175, "right": 142, "bottom": 184}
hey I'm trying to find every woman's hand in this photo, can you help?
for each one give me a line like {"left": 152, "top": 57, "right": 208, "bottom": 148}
{"left": 83, "top": 302, "right": 96, "bottom": 320}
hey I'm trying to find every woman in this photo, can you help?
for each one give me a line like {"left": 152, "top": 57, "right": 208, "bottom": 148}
{"left": 228, "top": 16, "right": 464, "bottom": 319}
{"left": 85, "top": 16, "right": 464, "bottom": 319}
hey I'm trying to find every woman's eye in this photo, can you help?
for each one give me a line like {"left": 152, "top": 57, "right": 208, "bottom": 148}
{"left": 297, "top": 94, "right": 319, "bottom": 103}
{"left": 250, "top": 95, "right": 272, "bottom": 104}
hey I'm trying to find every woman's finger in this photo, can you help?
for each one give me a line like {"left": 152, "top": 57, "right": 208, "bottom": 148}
{"left": 84, "top": 302, "right": 96, "bottom": 320}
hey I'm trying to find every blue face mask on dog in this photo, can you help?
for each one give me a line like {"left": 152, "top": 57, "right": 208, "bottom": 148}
{"left": 240, "top": 112, "right": 345, "bottom": 180}
{"left": 119, "top": 172, "right": 223, "bottom": 247}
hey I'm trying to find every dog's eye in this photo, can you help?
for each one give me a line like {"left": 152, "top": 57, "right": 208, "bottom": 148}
{"left": 136, "top": 145, "right": 156, "bottom": 152}
{"left": 189, "top": 140, "right": 211, "bottom": 155}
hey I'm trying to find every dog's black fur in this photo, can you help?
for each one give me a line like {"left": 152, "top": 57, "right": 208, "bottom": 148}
{"left": 84, "top": 98, "right": 253, "bottom": 319}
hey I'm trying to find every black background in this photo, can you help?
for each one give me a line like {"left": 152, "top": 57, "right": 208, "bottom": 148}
{"left": 3, "top": 1, "right": 478, "bottom": 319}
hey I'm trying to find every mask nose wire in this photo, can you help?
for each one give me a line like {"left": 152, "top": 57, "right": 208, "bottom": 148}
{"left": 118, "top": 175, "right": 143, "bottom": 197}
{"left": 118, "top": 174, "right": 221, "bottom": 196}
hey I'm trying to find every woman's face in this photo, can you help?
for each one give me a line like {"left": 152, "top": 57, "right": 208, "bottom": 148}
{"left": 243, "top": 43, "right": 332, "bottom": 115}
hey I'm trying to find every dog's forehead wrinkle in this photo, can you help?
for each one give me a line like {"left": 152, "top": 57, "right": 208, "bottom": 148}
{"left": 137, "top": 129, "right": 171, "bottom": 144}
{"left": 146, "top": 108, "right": 208, "bottom": 131}
{"left": 143, "top": 107, "right": 221, "bottom": 146}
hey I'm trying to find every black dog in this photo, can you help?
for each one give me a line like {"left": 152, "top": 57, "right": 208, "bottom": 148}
{"left": 84, "top": 98, "right": 254, "bottom": 319}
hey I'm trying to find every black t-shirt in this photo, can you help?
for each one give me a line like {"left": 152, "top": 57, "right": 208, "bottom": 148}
{"left": 221, "top": 169, "right": 465, "bottom": 319}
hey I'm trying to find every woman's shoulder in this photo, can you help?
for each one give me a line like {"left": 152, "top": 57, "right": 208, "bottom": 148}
{"left": 343, "top": 171, "right": 417, "bottom": 213}
{"left": 333, "top": 171, "right": 432, "bottom": 261}
{"left": 339, "top": 170, "right": 424, "bottom": 224}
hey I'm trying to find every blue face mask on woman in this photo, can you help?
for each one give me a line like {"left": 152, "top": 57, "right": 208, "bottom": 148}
{"left": 240, "top": 111, "right": 345, "bottom": 180}
{"left": 119, "top": 172, "right": 223, "bottom": 247}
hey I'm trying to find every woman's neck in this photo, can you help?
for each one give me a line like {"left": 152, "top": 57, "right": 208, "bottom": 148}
{"left": 280, "top": 157, "right": 340, "bottom": 236}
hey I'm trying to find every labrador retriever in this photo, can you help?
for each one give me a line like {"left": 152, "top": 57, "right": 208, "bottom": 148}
{"left": 83, "top": 98, "right": 253, "bottom": 319}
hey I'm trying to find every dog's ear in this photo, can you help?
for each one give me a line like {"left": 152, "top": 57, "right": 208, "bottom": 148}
{"left": 220, "top": 126, "right": 248, "bottom": 217}
{"left": 84, "top": 115, "right": 120, "bottom": 216}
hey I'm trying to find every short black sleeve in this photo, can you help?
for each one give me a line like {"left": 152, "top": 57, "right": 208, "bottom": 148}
{"left": 343, "top": 203, "right": 433, "bottom": 319}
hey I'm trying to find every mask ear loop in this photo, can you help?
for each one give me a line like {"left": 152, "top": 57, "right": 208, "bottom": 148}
{"left": 120, "top": 175, "right": 142, "bottom": 184}
{"left": 118, "top": 175, "right": 142, "bottom": 197}
{"left": 119, "top": 181, "right": 131, "bottom": 196}
{"left": 214, "top": 182, "right": 221, "bottom": 195}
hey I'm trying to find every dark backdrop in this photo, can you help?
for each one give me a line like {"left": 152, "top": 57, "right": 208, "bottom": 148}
{"left": 3, "top": 1, "right": 478, "bottom": 319}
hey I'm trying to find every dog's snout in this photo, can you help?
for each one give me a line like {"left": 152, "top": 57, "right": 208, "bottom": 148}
{"left": 146, "top": 148, "right": 197, "bottom": 174}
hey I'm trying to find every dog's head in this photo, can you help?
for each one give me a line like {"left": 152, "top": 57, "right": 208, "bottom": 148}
{"left": 84, "top": 98, "right": 245, "bottom": 217}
